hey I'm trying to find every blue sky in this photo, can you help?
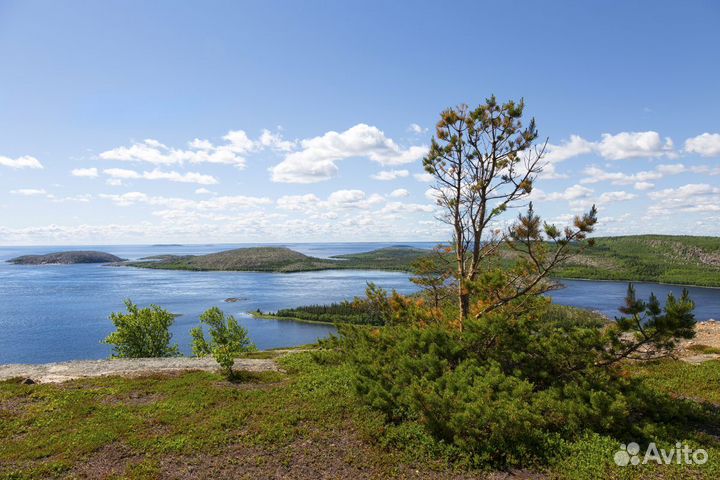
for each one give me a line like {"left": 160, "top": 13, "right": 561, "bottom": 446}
{"left": 0, "top": 0, "right": 718, "bottom": 245}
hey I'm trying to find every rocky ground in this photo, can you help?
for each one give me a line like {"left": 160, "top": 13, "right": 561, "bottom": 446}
{"left": 676, "top": 319, "right": 720, "bottom": 364}
{"left": 0, "top": 357, "right": 279, "bottom": 383}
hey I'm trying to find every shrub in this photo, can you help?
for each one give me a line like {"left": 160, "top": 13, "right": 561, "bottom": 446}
{"left": 191, "top": 307, "right": 256, "bottom": 378}
{"left": 102, "top": 299, "right": 180, "bottom": 358}
{"left": 337, "top": 292, "right": 700, "bottom": 469}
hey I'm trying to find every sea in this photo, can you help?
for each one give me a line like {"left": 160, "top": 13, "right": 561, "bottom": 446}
{"left": 1, "top": 242, "right": 718, "bottom": 364}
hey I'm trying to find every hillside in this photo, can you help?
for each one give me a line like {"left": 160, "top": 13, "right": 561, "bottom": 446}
{"left": 125, "top": 246, "right": 429, "bottom": 273}
{"left": 556, "top": 235, "right": 720, "bottom": 287}
{"left": 122, "top": 236, "right": 720, "bottom": 286}
{"left": 8, "top": 251, "right": 125, "bottom": 265}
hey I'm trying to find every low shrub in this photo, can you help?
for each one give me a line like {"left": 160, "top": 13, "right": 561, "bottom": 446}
{"left": 102, "top": 299, "right": 180, "bottom": 358}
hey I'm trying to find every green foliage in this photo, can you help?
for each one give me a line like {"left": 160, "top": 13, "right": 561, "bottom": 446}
{"left": 601, "top": 284, "right": 696, "bottom": 364}
{"left": 191, "top": 307, "right": 256, "bottom": 378}
{"left": 336, "top": 293, "right": 705, "bottom": 469}
{"left": 265, "top": 300, "right": 375, "bottom": 325}
{"left": 102, "top": 299, "right": 180, "bottom": 358}
{"left": 555, "top": 234, "right": 720, "bottom": 287}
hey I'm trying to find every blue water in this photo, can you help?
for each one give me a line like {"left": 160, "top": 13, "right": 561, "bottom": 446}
{"left": 0, "top": 243, "right": 718, "bottom": 364}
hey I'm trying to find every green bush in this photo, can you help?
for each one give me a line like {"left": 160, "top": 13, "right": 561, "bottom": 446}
{"left": 102, "top": 299, "right": 180, "bottom": 358}
{"left": 191, "top": 307, "right": 256, "bottom": 378}
{"left": 337, "top": 297, "right": 701, "bottom": 469}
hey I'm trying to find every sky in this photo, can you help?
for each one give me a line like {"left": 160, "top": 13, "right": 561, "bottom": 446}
{"left": 0, "top": 0, "right": 719, "bottom": 245}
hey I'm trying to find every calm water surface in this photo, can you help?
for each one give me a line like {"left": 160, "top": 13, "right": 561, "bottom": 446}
{"left": 1, "top": 243, "right": 718, "bottom": 364}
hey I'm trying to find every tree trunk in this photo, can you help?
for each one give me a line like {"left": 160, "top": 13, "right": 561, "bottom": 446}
{"left": 458, "top": 281, "right": 469, "bottom": 330}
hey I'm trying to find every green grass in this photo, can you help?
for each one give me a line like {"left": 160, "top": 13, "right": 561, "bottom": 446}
{"left": 2, "top": 354, "right": 719, "bottom": 479}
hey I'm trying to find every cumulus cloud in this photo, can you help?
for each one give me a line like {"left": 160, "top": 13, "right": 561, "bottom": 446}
{"left": 390, "top": 188, "right": 409, "bottom": 198}
{"left": 71, "top": 167, "right": 99, "bottom": 178}
{"left": 99, "top": 128, "right": 289, "bottom": 169}
{"left": 103, "top": 168, "right": 218, "bottom": 185}
{"left": 596, "top": 131, "right": 674, "bottom": 160}
{"left": 0, "top": 155, "right": 43, "bottom": 169}
{"left": 684, "top": 133, "right": 720, "bottom": 157}
{"left": 648, "top": 183, "right": 720, "bottom": 215}
{"left": 194, "top": 188, "right": 213, "bottom": 195}
{"left": 544, "top": 131, "right": 675, "bottom": 165}
{"left": 544, "top": 135, "right": 594, "bottom": 163}
{"left": 270, "top": 124, "right": 427, "bottom": 183}
{"left": 371, "top": 169, "right": 409, "bottom": 181}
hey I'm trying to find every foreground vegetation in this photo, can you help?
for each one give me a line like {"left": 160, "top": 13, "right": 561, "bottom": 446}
{"left": 1, "top": 352, "right": 718, "bottom": 479}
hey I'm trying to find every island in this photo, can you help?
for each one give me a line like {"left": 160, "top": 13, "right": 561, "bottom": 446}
{"left": 123, "top": 246, "right": 428, "bottom": 273}
{"left": 122, "top": 235, "right": 720, "bottom": 287}
{"left": 8, "top": 251, "right": 126, "bottom": 265}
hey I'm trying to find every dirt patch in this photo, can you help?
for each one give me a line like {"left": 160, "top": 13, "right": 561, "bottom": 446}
{"left": 0, "top": 395, "right": 35, "bottom": 417}
{"left": 150, "top": 424, "right": 543, "bottom": 480}
{"left": 71, "top": 443, "right": 145, "bottom": 479}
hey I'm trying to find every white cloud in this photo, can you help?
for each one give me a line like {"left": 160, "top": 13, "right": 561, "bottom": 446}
{"left": 634, "top": 181, "right": 655, "bottom": 191}
{"left": 195, "top": 188, "right": 213, "bottom": 195}
{"left": 270, "top": 124, "right": 427, "bottom": 183}
{"left": 371, "top": 169, "right": 409, "bottom": 181}
{"left": 0, "top": 155, "right": 43, "bottom": 169}
{"left": 685, "top": 133, "right": 720, "bottom": 157}
{"left": 258, "top": 129, "right": 295, "bottom": 151}
{"left": 10, "top": 188, "right": 48, "bottom": 196}
{"left": 581, "top": 165, "right": 663, "bottom": 185}
{"left": 413, "top": 172, "right": 434, "bottom": 182}
{"left": 544, "top": 131, "right": 675, "bottom": 164}
{"left": 380, "top": 202, "right": 434, "bottom": 214}
{"left": 99, "top": 191, "right": 271, "bottom": 211}
{"left": 99, "top": 129, "right": 270, "bottom": 168}
{"left": 408, "top": 123, "right": 427, "bottom": 134}
{"left": 647, "top": 183, "right": 720, "bottom": 215}
{"left": 544, "top": 135, "right": 594, "bottom": 163}
{"left": 276, "top": 190, "right": 385, "bottom": 213}
{"left": 581, "top": 162, "right": 718, "bottom": 186}
{"left": 541, "top": 184, "right": 594, "bottom": 201}
{"left": 596, "top": 131, "right": 674, "bottom": 160}
{"left": 390, "top": 188, "right": 409, "bottom": 198}
{"left": 276, "top": 194, "right": 322, "bottom": 211}
{"left": 102, "top": 168, "right": 218, "bottom": 185}
{"left": 597, "top": 191, "right": 637, "bottom": 203}
{"left": 71, "top": 167, "right": 99, "bottom": 178}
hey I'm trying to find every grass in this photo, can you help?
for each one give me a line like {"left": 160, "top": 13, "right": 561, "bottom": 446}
{"left": 1, "top": 354, "right": 719, "bottom": 479}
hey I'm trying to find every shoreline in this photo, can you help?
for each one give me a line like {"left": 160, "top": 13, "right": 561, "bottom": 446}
{"left": 552, "top": 275, "right": 720, "bottom": 290}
